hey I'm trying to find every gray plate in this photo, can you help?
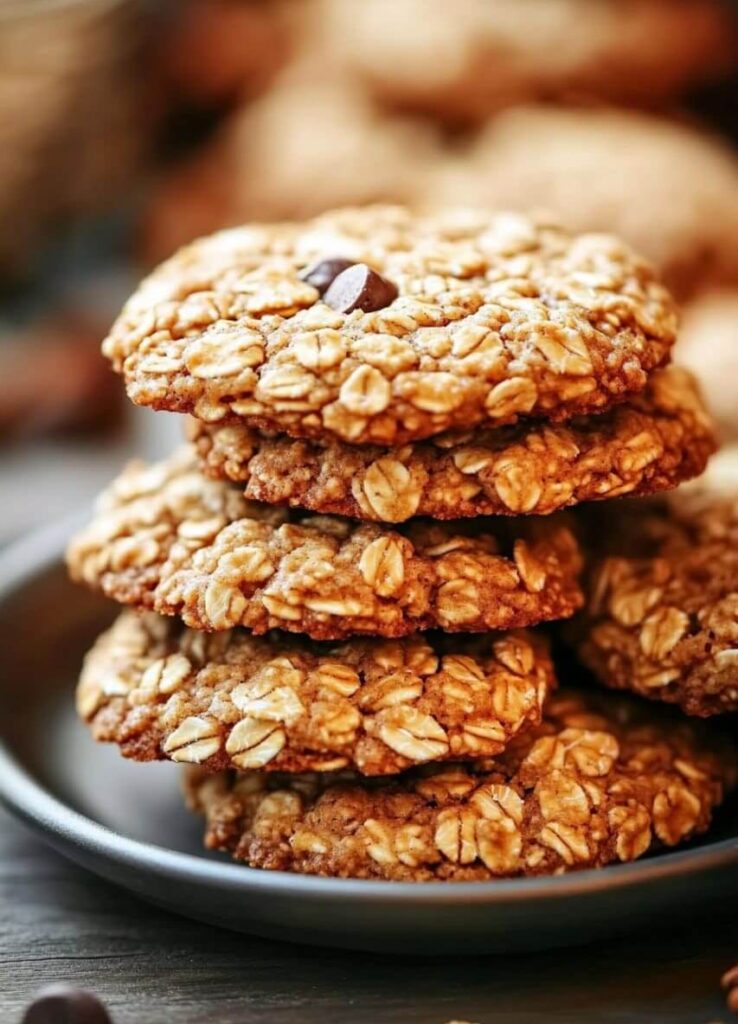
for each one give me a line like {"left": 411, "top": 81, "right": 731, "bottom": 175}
{"left": 1, "top": 517, "right": 737, "bottom": 955}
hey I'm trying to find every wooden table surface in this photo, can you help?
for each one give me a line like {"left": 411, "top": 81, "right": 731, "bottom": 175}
{"left": 1, "top": 808, "right": 737, "bottom": 1024}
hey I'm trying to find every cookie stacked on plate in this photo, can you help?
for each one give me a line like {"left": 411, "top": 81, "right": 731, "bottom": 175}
{"left": 67, "top": 206, "right": 735, "bottom": 881}
{"left": 570, "top": 478, "right": 738, "bottom": 718}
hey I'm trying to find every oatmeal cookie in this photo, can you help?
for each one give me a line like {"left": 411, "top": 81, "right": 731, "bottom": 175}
{"left": 429, "top": 107, "right": 738, "bottom": 301}
{"left": 184, "top": 688, "right": 736, "bottom": 880}
{"left": 571, "top": 493, "right": 738, "bottom": 716}
{"left": 191, "top": 366, "right": 715, "bottom": 522}
{"left": 66, "top": 449, "right": 583, "bottom": 640}
{"left": 105, "top": 206, "right": 677, "bottom": 445}
{"left": 317, "top": 0, "right": 735, "bottom": 123}
{"left": 78, "top": 610, "right": 554, "bottom": 776}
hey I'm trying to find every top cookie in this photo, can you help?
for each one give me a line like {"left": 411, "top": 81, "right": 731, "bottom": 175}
{"left": 677, "top": 291, "right": 738, "bottom": 442}
{"left": 104, "top": 207, "right": 677, "bottom": 446}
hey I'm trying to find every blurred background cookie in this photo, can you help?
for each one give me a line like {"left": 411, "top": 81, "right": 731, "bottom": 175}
{"left": 155, "top": 0, "right": 295, "bottom": 113}
{"left": 675, "top": 290, "right": 738, "bottom": 441}
{"left": 428, "top": 106, "right": 738, "bottom": 300}
{"left": 141, "top": 63, "right": 443, "bottom": 263}
{"left": 0, "top": 0, "right": 153, "bottom": 279}
{"left": 0, "top": 311, "right": 122, "bottom": 442}
{"left": 316, "top": 0, "right": 736, "bottom": 123}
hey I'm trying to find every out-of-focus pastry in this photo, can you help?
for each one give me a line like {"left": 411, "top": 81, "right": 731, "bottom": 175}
{"left": 140, "top": 69, "right": 442, "bottom": 264}
{"left": 676, "top": 291, "right": 738, "bottom": 441}
{"left": 316, "top": 0, "right": 736, "bottom": 123}
{"left": 0, "top": 313, "right": 122, "bottom": 441}
{"left": 156, "top": 0, "right": 294, "bottom": 110}
{"left": 429, "top": 106, "right": 738, "bottom": 299}
{"left": 685, "top": 444, "right": 738, "bottom": 497}
{"left": 0, "top": 0, "right": 152, "bottom": 276}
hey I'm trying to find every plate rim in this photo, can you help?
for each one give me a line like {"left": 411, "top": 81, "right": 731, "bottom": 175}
{"left": 2, "top": 513, "right": 738, "bottom": 907}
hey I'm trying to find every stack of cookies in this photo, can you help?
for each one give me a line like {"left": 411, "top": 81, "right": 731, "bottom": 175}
{"left": 67, "top": 207, "right": 736, "bottom": 882}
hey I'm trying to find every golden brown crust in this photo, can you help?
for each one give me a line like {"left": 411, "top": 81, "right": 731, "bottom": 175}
{"left": 104, "top": 207, "right": 677, "bottom": 446}
{"left": 191, "top": 366, "right": 715, "bottom": 522}
{"left": 184, "top": 688, "right": 736, "bottom": 881}
{"left": 571, "top": 493, "right": 738, "bottom": 716}
{"left": 78, "top": 611, "right": 555, "bottom": 776}
{"left": 66, "top": 449, "right": 584, "bottom": 640}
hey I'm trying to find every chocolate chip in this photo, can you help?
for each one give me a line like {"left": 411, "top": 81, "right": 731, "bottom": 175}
{"left": 22, "top": 986, "right": 112, "bottom": 1024}
{"left": 299, "top": 257, "right": 356, "bottom": 295}
{"left": 323, "top": 263, "right": 398, "bottom": 314}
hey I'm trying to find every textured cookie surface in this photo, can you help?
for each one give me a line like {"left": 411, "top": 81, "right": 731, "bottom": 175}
{"left": 572, "top": 493, "right": 738, "bottom": 716}
{"left": 104, "top": 206, "right": 677, "bottom": 445}
{"left": 192, "top": 366, "right": 715, "bottom": 522}
{"left": 78, "top": 611, "right": 554, "bottom": 776}
{"left": 66, "top": 449, "right": 583, "bottom": 639}
{"left": 317, "top": 0, "right": 733, "bottom": 121}
{"left": 184, "top": 688, "right": 735, "bottom": 881}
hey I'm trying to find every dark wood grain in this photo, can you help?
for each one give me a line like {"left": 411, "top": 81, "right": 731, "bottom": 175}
{"left": 1, "top": 809, "right": 736, "bottom": 1024}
